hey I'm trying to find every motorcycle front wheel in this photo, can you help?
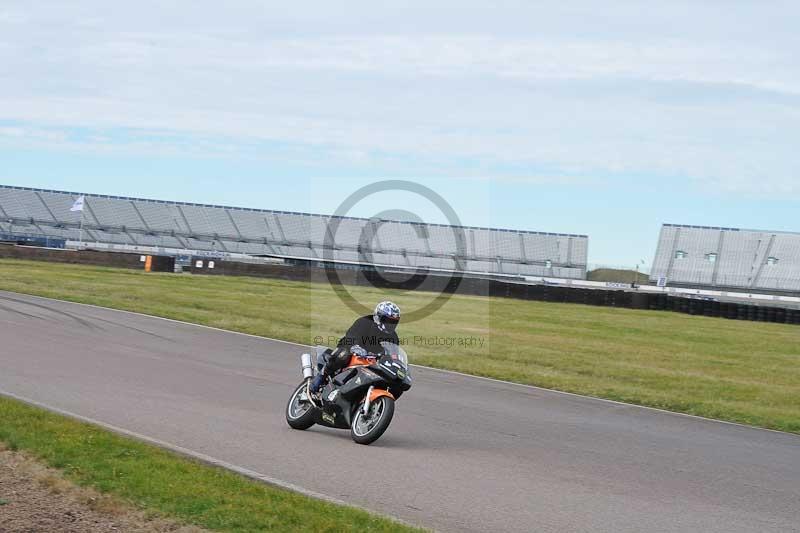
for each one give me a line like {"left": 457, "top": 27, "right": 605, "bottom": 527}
{"left": 286, "top": 381, "right": 317, "bottom": 430}
{"left": 351, "top": 396, "right": 395, "bottom": 445}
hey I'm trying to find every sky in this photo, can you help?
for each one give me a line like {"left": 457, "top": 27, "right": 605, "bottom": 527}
{"left": 1, "top": 1, "right": 798, "bottom": 267}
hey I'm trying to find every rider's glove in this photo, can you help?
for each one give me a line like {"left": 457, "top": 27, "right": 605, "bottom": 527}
{"left": 351, "top": 345, "right": 368, "bottom": 357}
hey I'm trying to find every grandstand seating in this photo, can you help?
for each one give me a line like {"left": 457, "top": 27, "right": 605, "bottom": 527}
{"left": 0, "top": 184, "right": 589, "bottom": 279}
{"left": 650, "top": 224, "right": 800, "bottom": 292}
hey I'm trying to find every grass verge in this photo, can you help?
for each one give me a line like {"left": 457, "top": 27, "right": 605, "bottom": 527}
{"left": 0, "top": 395, "right": 421, "bottom": 532}
{"left": 0, "top": 258, "right": 799, "bottom": 433}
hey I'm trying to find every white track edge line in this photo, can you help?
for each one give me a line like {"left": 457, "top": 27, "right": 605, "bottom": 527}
{"left": 3, "top": 289, "right": 798, "bottom": 439}
{"left": 0, "top": 389, "right": 425, "bottom": 531}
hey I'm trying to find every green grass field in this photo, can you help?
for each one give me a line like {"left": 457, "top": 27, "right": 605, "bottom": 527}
{"left": 1, "top": 258, "right": 799, "bottom": 433}
{"left": 0, "top": 396, "right": 421, "bottom": 532}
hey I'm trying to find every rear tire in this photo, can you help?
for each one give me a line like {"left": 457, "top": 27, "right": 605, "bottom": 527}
{"left": 286, "top": 381, "right": 317, "bottom": 430}
{"left": 351, "top": 396, "right": 395, "bottom": 445}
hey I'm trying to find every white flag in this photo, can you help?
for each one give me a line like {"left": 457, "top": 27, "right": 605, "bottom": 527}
{"left": 70, "top": 195, "right": 85, "bottom": 212}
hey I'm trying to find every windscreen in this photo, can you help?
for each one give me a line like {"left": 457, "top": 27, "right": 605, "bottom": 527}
{"left": 380, "top": 342, "right": 409, "bottom": 368}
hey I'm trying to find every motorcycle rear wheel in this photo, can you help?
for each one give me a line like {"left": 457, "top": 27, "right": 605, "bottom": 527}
{"left": 286, "top": 381, "right": 317, "bottom": 430}
{"left": 351, "top": 396, "right": 395, "bottom": 445}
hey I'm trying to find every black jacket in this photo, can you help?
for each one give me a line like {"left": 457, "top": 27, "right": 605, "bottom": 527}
{"left": 336, "top": 315, "right": 399, "bottom": 355}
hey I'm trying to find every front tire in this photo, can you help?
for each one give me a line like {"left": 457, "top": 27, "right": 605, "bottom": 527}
{"left": 351, "top": 396, "right": 395, "bottom": 445}
{"left": 286, "top": 381, "right": 317, "bottom": 430}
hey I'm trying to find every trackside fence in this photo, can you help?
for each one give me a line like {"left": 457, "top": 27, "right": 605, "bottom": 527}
{"left": 0, "top": 244, "right": 175, "bottom": 272}
{"left": 189, "top": 259, "right": 800, "bottom": 326}
{"left": 2, "top": 244, "right": 799, "bottom": 326}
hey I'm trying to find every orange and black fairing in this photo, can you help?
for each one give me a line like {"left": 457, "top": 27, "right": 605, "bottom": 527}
{"left": 369, "top": 388, "right": 395, "bottom": 402}
{"left": 347, "top": 354, "right": 376, "bottom": 368}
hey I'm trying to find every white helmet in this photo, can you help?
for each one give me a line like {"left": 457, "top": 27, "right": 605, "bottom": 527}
{"left": 374, "top": 301, "right": 401, "bottom": 332}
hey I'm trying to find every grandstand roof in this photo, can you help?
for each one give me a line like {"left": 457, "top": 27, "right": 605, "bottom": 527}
{"left": 2, "top": 185, "right": 587, "bottom": 238}
{"left": 651, "top": 223, "right": 800, "bottom": 293}
{"left": 664, "top": 223, "right": 800, "bottom": 236}
{"left": 0, "top": 183, "right": 589, "bottom": 280}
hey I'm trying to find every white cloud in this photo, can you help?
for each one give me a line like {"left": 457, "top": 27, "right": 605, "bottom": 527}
{"left": 0, "top": 1, "right": 798, "bottom": 193}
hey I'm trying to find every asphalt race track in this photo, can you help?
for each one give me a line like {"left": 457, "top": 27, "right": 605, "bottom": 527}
{"left": 1, "top": 291, "right": 798, "bottom": 532}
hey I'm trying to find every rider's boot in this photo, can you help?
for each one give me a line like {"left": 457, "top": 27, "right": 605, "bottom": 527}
{"left": 309, "top": 371, "right": 327, "bottom": 394}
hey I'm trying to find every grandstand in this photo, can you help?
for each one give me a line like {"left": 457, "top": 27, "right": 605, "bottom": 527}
{"left": 0, "top": 185, "right": 589, "bottom": 279}
{"left": 650, "top": 224, "right": 800, "bottom": 293}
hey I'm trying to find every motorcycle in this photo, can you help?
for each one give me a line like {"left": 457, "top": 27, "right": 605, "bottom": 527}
{"left": 286, "top": 341, "right": 412, "bottom": 445}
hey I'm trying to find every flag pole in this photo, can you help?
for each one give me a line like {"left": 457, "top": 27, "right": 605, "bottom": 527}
{"left": 72, "top": 195, "right": 86, "bottom": 250}
{"left": 78, "top": 207, "right": 84, "bottom": 250}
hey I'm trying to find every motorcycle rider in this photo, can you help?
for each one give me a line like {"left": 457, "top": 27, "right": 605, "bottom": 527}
{"left": 310, "top": 301, "right": 401, "bottom": 393}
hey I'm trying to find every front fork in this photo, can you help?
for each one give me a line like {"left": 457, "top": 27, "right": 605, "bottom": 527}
{"left": 362, "top": 386, "right": 375, "bottom": 415}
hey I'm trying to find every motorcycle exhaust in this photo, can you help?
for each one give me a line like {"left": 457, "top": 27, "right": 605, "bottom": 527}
{"left": 300, "top": 353, "right": 314, "bottom": 380}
